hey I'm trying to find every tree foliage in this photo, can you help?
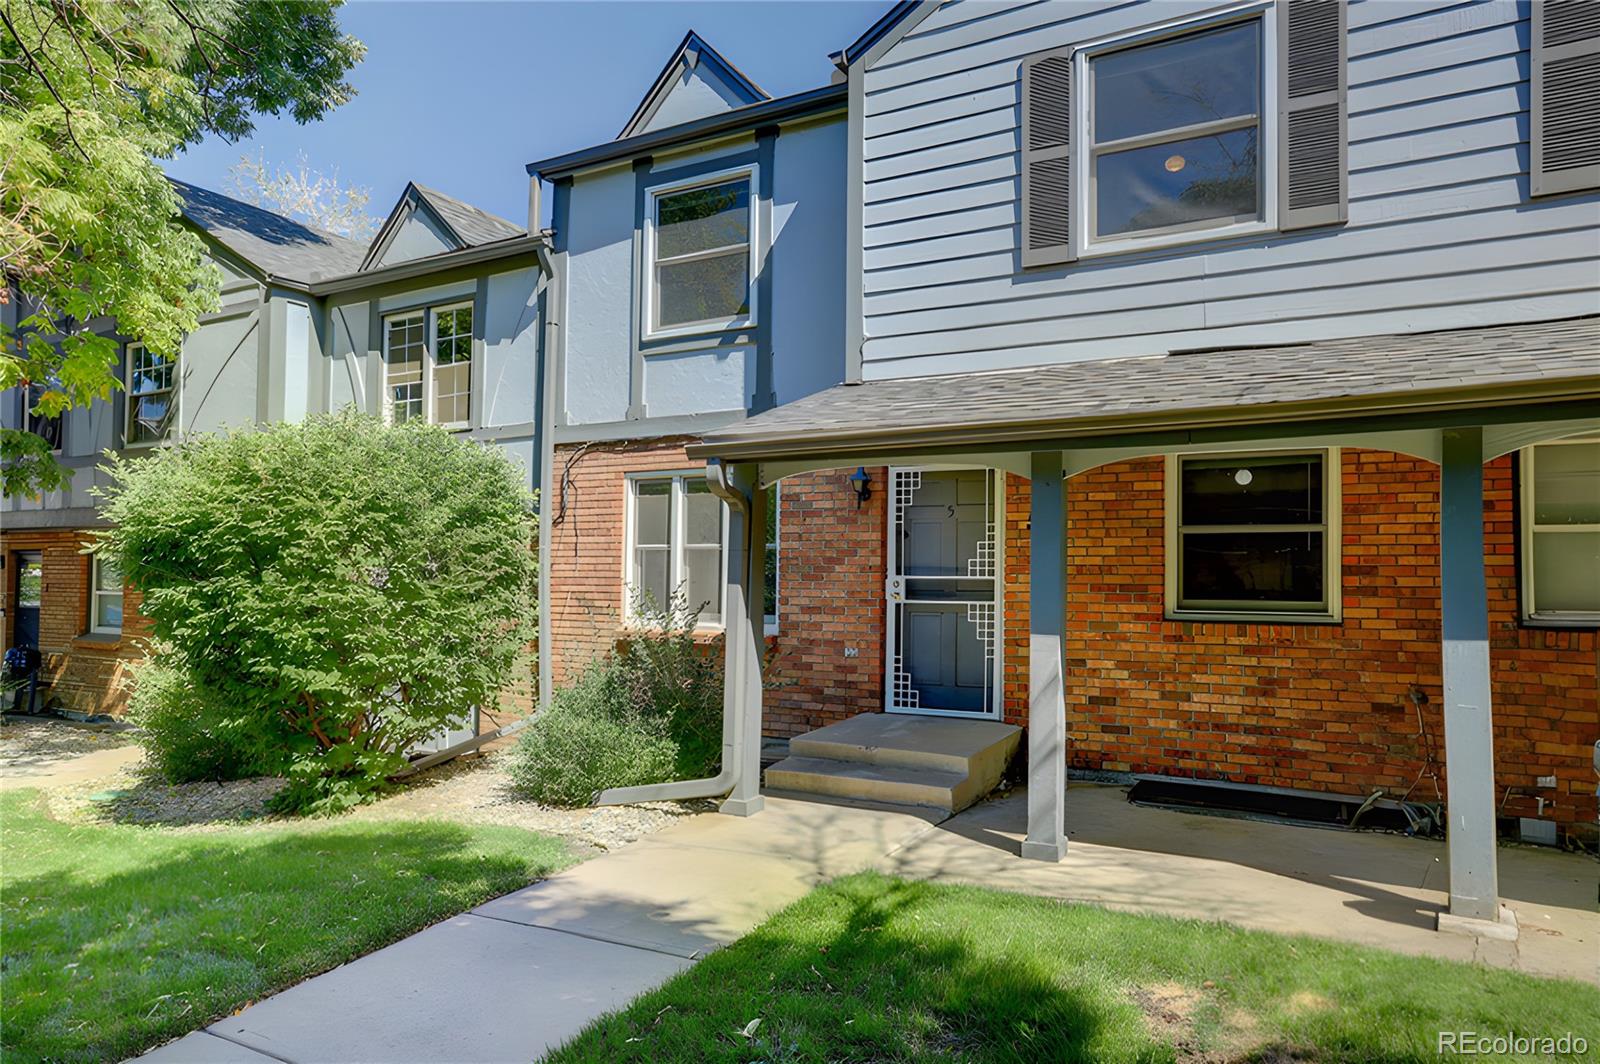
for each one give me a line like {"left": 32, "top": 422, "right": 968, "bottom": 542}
{"left": 0, "top": 0, "right": 363, "bottom": 496}
{"left": 226, "top": 148, "right": 377, "bottom": 239}
{"left": 96, "top": 412, "right": 538, "bottom": 813}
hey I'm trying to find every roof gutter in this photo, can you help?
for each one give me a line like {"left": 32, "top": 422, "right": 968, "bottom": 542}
{"left": 686, "top": 375, "right": 1600, "bottom": 462}
{"left": 527, "top": 83, "right": 848, "bottom": 180}
{"left": 306, "top": 234, "right": 547, "bottom": 295}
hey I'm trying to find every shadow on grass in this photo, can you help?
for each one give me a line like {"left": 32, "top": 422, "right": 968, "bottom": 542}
{"left": 2, "top": 794, "right": 565, "bottom": 1064}
{"left": 551, "top": 876, "right": 1167, "bottom": 1064}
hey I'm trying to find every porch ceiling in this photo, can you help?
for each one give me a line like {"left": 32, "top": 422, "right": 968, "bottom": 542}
{"left": 687, "top": 317, "right": 1600, "bottom": 462}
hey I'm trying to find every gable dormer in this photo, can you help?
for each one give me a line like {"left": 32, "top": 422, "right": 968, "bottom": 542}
{"left": 361, "top": 183, "right": 524, "bottom": 271}
{"left": 362, "top": 183, "right": 464, "bottom": 270}
{"left": 619, "top": 30, "right": 769, "bottom": 139}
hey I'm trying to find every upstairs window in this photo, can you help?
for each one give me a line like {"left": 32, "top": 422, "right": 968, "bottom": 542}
{"left": 1168, "top": 450, "right": 1339, "bottom": 620}
{"left": 1522, "top": 436, "right": 1600, "bottom": 624}
{"left": 383, "top": 303, "right": 473, "bottom": 428}
{"left": 1087, "top": 15, "right": 1266, "bottom": 248}
{"left": 124, "top": 343, "right": 176, "bottom": 447}
{"left": 431, "top": 305, "right": 473, "bottom": 427}
{"left": 24, "top": 382, "right": 62, "bottom": 451}
{"left": 645, "top": 170, "right": 755, "bottom": 338}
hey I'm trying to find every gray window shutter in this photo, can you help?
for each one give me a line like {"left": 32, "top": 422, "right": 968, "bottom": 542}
{"left": 1020, "top": 47, "right": 1076, "bottom": 268}
{"left": 1531, "top": 0, "right": 1600, "bottom": 197}
{"left": 1277, "top": 0, "right": 1347, "bottom": 231}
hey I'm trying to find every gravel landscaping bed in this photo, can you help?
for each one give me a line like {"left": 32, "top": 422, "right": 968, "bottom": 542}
{"left": 0, "top": 714, "right": 138, "bottom": 769}
{"left": 40, "top": 745, "right": 709, "bottom": 851}
{"left": 346, "top": 755, "right": 713, "bottom": 853}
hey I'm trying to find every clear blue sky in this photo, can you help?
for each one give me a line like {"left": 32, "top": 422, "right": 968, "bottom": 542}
{"left": 164, "top": 0, "right": 882, "bottom": 230}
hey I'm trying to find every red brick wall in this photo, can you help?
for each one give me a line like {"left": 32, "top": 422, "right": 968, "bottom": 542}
{"left": 1, "top": 527, "right": 147, "bottom": 717}
{"left": 764, "top": 468, "right": 887, "bottom": 737}
{"left": 548, "top": 439, "right": 704, "bottom": 684}
{"left": 998, "top": 451, "right": 1598, "bottom": 836}
{"left": 546, "top": 441, "right": 889, "bottom": 736}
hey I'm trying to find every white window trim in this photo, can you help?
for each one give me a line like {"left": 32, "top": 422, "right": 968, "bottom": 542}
{"left": 381, "top": 302, "right": 475, "bottom": 430}
{"left": 430, "top": 301, "right": 474, "bottom": 431}
{"left": 1164, "top": 447, "right": 1342, "bottom": 622}
{"left": 641, "top": 164, "right": 760, "bottom": 342}
{"left": 764, "top": 482, "right": 780, "bottom": 636}
{"left": 1520, "top": 437, "right": 1600, "bottom": 627}
{"left": 90, "top": 554, "right": 123, "bottom": 636}
{"left": 123, "top": 342, "right": 177, "bottom": 449}
{"left": 621, "top": 469, "right": 730, "bottom": 631}
{"left": 1073, "top": 0, "right": 1278, "bottom": 259}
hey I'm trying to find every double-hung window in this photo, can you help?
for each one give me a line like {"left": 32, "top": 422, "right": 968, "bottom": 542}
{"left": 383, "top": 302, "right": 473, "bottom": 428}
{"left": 644, "top": 170, "right": 755, "bottom": 338}
{"left": 1168, "top": 450, "right": 1339, "bottom": 619}
{"left": 91, "top": 554, "right": 123, "bottom": 635}
{"left": 125, "top": 342, "right": 176, "bottom": 447}
{"left": 1521, "top": 436, "right": 1600, "bottom": 624}
{"left": 627, "top": 472, "right": 726, "bottom": 627}
{"left": 1082, "top": 8, "right": 1272, "bottom": 252}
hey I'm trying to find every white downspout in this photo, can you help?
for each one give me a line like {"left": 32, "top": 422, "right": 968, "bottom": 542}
{"left": 592, "top": 459, "right": 763, "bottom": 810}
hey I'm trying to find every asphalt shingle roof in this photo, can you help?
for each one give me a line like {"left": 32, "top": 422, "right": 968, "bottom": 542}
{"left": 693, "top": 317, "right": 1600, "bottom": 459}
{"left": 412, "top": 184, "right": 524, "bottom": 247}
{"left": 171, "top": 179, "right": 368, "bottom": 285}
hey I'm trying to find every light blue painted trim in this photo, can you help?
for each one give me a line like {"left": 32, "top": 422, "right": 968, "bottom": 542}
{"left": 1438, "top": 426, "right": 1500, "bottom": 924}
{"left": 845, "top": 63, "right": 865, "bottom": 384}
{"left": 472, "top": 275, "right": 490, "bottom": 431}
{"left": 754, "top": 127, "right": 777, "bottom": 413}
{"left": 639, "top": 331, "right": 757, "bottom": 356}
{"left": 629, "top": 148, "right": 764, "bottom": 421}
{"left": 551, "top": 179, "right": 572, "bottom": 426}
{"left": 1023, "top": 448, "right": 1068, "bottom": 862}
{"left": 628, "top": 157, "right": 653, "bottom": 420}
{"left": 553, "top": 408, "right": 747, "bottom": 445}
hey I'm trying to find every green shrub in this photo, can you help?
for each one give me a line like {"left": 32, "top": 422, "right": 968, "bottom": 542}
{"left": 505, "top": 594, "right": 723, "bottom": 806}
{"left": 504, "top": 675, "right": 678, "bottom": 806}
{"left": 96, "top": 411, "right": 537, "bottom": 814}
{"left": 126, "top": 651, "right": 287, "bottom": 783}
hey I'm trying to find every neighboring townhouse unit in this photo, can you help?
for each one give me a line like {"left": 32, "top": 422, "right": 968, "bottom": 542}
{"left": 581, "top": 0, "right": 1598, "bottom": 943}
{"left": 528, "top": 32, "right": 853, "bottom": 716}
{"left": 1, "top": 180, "right": 547, "bottom": 740}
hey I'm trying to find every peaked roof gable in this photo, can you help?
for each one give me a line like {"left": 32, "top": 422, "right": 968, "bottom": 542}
{"left": 619, "top": 30, "right": 769, "bottom": 139}
{"left": 361, "top": 182, "right": 523, "bottom": 271}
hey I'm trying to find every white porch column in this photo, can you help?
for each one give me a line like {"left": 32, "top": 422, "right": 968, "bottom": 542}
{"left": 1437, "top": 428, "right": 1503, "bottom": 929}
{"left": 1023, "top": 450, "right": 1068, "bottom": 862}
{"left": 719, "top": 464, "right": 766, "bottom": 817}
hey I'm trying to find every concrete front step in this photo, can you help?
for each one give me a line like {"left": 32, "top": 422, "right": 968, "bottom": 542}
{"left": 766, "top": 713, "right": 1022, "bottom": 815}
{"left": 765, "top": 756, "right": 974, "bottom": 812}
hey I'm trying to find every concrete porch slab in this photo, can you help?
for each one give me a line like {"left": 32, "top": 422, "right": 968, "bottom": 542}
{"left": 880, "top": 783, "right": 1599, "bottom": 984}
{"left": 789, "top": 713, "right": 1021, "bottom": 773}
{"left": 475, "top": 795, "right": 942, "bottom": 958}
{"left": 198, "top": 915, "right": 687, "bottom": 1064}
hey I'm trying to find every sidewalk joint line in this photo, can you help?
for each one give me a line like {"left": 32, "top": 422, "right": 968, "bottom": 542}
{"left": 465, "top": 911, "right": 705, "bottom": 960}
{"left": 200, "top": 1027, "right": 300, "bottom": 1064}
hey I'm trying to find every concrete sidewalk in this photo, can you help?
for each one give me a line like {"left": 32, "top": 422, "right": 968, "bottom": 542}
{"left": 135, "top": 783, "right": 1597, "bottom": 1062}
{"left": 134, "top": 797, "right": 940, "bottom": 1063}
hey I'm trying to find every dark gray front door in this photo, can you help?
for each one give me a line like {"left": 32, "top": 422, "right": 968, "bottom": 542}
{"left": 13, "top": 552, "right": 42, "bottom": 648}
{"left": 886, "top": 469, "right": 1000, "bottom": 716}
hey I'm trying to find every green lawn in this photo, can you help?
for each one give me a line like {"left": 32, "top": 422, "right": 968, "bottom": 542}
{"left": 0, "top": 789, "right": 571, "bottom": 1063}
{"left": 550, "top": 872, "right": 1600, "bottom": 1064}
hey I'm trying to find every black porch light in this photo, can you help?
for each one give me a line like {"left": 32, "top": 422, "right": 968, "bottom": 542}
{"left": 848, "top": 466, "right": 872, "bottom": 508}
